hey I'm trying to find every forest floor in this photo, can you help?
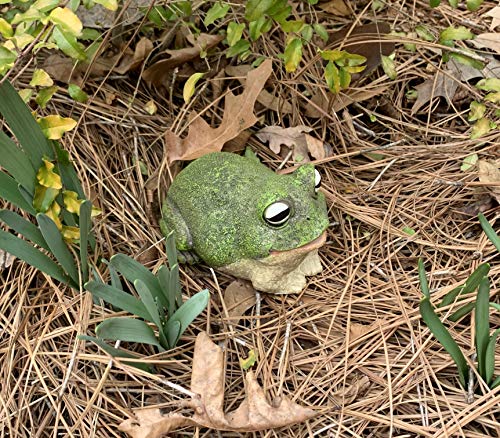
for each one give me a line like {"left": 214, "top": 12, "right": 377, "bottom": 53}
{"left": 1, "top": 0, "right": 499, "bottom": 437}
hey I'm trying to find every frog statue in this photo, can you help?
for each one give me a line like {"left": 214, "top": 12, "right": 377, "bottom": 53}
{"left": 160, "top": 150, "right": 329, "bottom": 294}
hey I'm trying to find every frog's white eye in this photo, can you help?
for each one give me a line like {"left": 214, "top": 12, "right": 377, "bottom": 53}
{"left": 314, "top": 169, "right": 321, "bottom": 192}
{"left": 263, "top": 201, "right": 291, "bottom": 227}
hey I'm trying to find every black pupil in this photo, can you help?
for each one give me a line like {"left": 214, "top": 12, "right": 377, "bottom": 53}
{"left": 269, "top": 208, "right": 289, "bottom": 224}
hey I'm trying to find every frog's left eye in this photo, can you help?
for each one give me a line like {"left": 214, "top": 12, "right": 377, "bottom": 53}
{"left": 314, "top": 169, "right": 321, "bottom": 192}
{"left": 263, "top": 201, "right": 291, "bottom": 227}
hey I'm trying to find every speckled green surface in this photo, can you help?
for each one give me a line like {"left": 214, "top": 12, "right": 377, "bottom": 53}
{"left": 160, "top": 152, "right": 329, "bottom": 267}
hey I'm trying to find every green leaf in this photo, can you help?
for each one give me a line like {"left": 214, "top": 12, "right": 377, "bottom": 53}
{"left": 267, "top": 0, "right": 290, "bottom": 23}
{"left": 0, "top": 172, "right": 36, "bottom": 214}
{"left": 280, "top": 19, "right": 304, "bottom": 33}
{"left": 478, "top": 213, "right": 500, "bottom": 252}
{"left": 420, "top": 297, "right": 468, "bottom": 387}
{"left": 0, "top": 228, "right": 71, "bottom": 285}
{"left": 35, "top": 86, "right": 58, "bottom": 108}
{"left": 249, "top": 16, "right": 270, "bottom": 41}
{"left": 325, "top": 61, "right": 340, "bottom": 93}
{"left": 0, "top": 18, "right": 13, "bottom": 38}
{"left": 448, "top": 302, "right": 475, "bottom": 322}
{"left": 490, "top": 376, "right": 500, "bottom": 389}
{"left": 79, "top": 200, "right": 91, "bottom": 283}
{"left": 32, "top": 0, "right": 60, "bottom": 13}
{"left": 157, "top": 265, "right": 174, "bottom": 316}
{"left": 226, "top": 39, "right": 250, "bottom": 58}
{"left": 245, "top": 0, "right": 274, "bottom": 21}
{"left": 460, "top": 153, "right": 478, "bottom": 171}
{"left": 440, "top": 26, "right": 474, "bottom": 43}
{"left": 165, "top": 320, "right": 181, "bottom": 349}
{"left": 37, "top": 115, "right": 77, "bottom": 140}
{"left": 68, "top": 84, "right": 88, "bottom": 102}
{"left": 484, "top": 92, "right": 500, "bottom": 103}
{"left": 313, "top": 23, "right": 328, "bottom": 43}
{"left": 96, "top": 317, "right": 161, "bottom": 347}
{"left": 37, "top": 213, "right": 79, "bottom": 283}
{"left": 449, "top": 52, "right": 484, "bottom": 70}
{"left": 109, "top": 253, "right": 167, "bottom": 308}
{"left": 78, "top": 335, "right": 152, "bottom": 372}
{"left": 485, "top": 328, "right": 499, "bottom": 384}
{"left": 468, "top": 101, "right": 486, "bottom": 122}
{"left": 165, "top": 230, "right": 178, "bottom": 269}
{"left": 418, "top": 259, "right": 430, "bottom": 299}
{"left": 52, "top": 26, "right": 86, "bottom": 61}
{"left": 30, "top": 69, "right": 54, "bottom": 87}
{"left": 475, "top": 277, "right": 490, "bottom": 378}
{"left": 467, "top": 0, "right": 483, "bottom": 11}
{"left": 0, "top": 131, "right": 36, "bottom": 193}
{"left": 301, "top": 24, "right": 313, "bottom": 42}
{"left": 48, "top": 7, "right": 82, "bottom": 36}
{"left": 226, "top": 21, "right": 245, "bottom": 47}
{"left": 402, "top": 226, "right": 415, "bottom": 236}
{"left": 338, "top": 67, "right": 351, "bottom": 88}
{"left": 470, "top": 117, "right": 493, "bottom": 139}
{"left": 0, "top": 79, "right": 53, "bottom": 165}
{"left": 84, "top": 281, "right": 152, "bottom": 322}
{"left": 321, "top": 49, "right": 346, "bottom": 62}
{"left": 415, "top": 25, "right": 435, "bottom": 42}
{"left": 183, "top": 72, "right": 204, "bottom": 104}
{"left": 381, "top": 55, "right": 397, "bottom": 80}
{"left": 92, "top": 0, "right": 118, "bottom": 11}
{"left": 164, "top": 289, "right": 209, "bottom": 347}
{"left": 0, "top": 210, "right": 49, "bottom": 250}
{"left": 239, "top": 349, "right": 257, "bottom": 370}
{"left": 0, "top": 45, "right": 16, "bottom": 73}
{"left": 430, "top": 0, "right": 440, "bottom": 6}
{"left": 203, "top": 2, "right": 230, "bottom": 27}
{"left": 476, "top": 78, "right": 500, "bottom": 92}
{"left": 53, "top": 141, "right": 86, "bottom": 199}
{"left": 284, "top": 37, "right": 302, "bottom": 73}
{"left": 440, "top": 263, "right": 490, "bottom": 307}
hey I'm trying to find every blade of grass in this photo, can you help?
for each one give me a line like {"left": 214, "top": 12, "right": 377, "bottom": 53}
{"left": 110, "top": 254, "right": 167, "bottom": 308}
{"left": 418, "top": 258, "right": 430, "bottom": 299}
{"left": 0, "top": 131, "right": 36, "bottom": 193}
{"left": 485, "top": 328, "right": 499, "bottom": 385}
{"left": 164, "top": 289, "right": 209, "bottom": 347}
{"left": 0, "top": 172, "right": 36, "bottom": 214}
{"left": 475, "top": 277, "right": 490, "bottom": 378}
{"left": 0, "top": 80, "right": 53, "bottom": 165}
{"left": 439, "top": 263, "right": 490, "bottom": 307}
{"left": 78, "top": 335, "right": 152, "bottom": 372}
{"left": 420, "top": 297, "right": 468, "bottom": 387}
{"left": 96, "top": 317, "right": 161, "bottom": 348}
{"left": 478, "top": 213, "right": 500, "bottom": 252}
{"left": 165, "top": 230, "right": 177, "bottom": 269}
{"left": 490, "top": 376, "right": 500, "bottom": 389}
{"left": 79, "top": 200, "right": 91, "bottom": 283}
{"left": 84, "top": 281, "right": 152, "bottom": 322}
{"left": 37, "top": 213, "right": 79, "bottom": 284}
{"left": 0, "top": 210, "right": 49, "bottom": 250}
{"left": 0, "top": 229, "right": 71, "bottom": 285}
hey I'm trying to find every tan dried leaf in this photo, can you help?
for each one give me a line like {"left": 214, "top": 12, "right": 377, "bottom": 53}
{"left": 42, "top": 54, "right": 84, "bottom": 86}
{"left": 478, "top": 159, "right": 500, "bottom": 203}
{"left": 223, "top": 280, "right": 256, "bottom": 325}
{"left": 119, "top": 332, "right": 316, "bottom": 437}
{"left": 143, "top": 34, "right": 224, "bottom": 85}
{"left": 114, "top": 37, "right": 154, "bottom": 74}
{"left": 473, "top": 33, "right": 500, "bottom": 56}
{"left": 411, "top": 72, "right": 459, "bottom": 114}
{"left": 349, "top": 320, "right": 383, "bottom": 343}
{"left": 166, "top": 59, "right": 273, "bottom": 162}
{"left": 485, "top": 6, "right": 500, "bottom": 30}
{"left": 318, "top": 0, "right": 352, "bottom": 16}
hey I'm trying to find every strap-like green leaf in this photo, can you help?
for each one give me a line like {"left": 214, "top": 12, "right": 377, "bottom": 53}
{"left": 79, "top": 200, "right": 92, "bottom": 283}
{"left": 157, "top": 265, "right": 174, "bottom": 316}
{"left": 0, "top": 172, "right": 36, "bottom": 214}
{"left": 164, "top": 289, "right": 209, "bottom": 347}
{"left": 96, "top": 317, "right": 161, "bottom": 347}
{"left": 110, "top": 253, "right": 167, "bottom": 308}
{"left": 0, "top": 229, "right": 70, "bottom": 285}
{"left": 448, "top": 302, "right": 475, "bottom": 322}
{"left": 166, "top": 320, "right": 181, "bottom": 349}
{"left": 475, "top": 277, "right": 490, "bottom": 378}
{"left": 440, "top": 263, "right": 490, "bottom": 307}
{"left": 85, "top": 281, "right": 152, "bottom": 321}
{"left": 37, "top": 214, "right": 79, "bottom": 283}
{"left": 0, "top": 80, "right": 53, "bottom": 166}
{"left": 418, "top": 258, "right": 430, "bottom": 299}
{"left": 0, "top": 131, "right": 36, "bottom": 193}
{"left": 484, "top": 328, "right": 500, "bottom": 385}
{"left": 420, "top": 297, "right": 468, "bottom": 387}
{"left": 478, "top": 213, "right": 500, "bottom": 252}
{"left": 53, "top": 141, "right": 85, "bottom": 199}
{"left": 0, "top": 210, "right": 49, "bottom": 250}
{"left": 170, "top": 264, "right": 183, "bottom": 310}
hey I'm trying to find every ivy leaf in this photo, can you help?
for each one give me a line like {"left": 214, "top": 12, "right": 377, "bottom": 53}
{"left": 48, "top": 7, "right": 82, "bottom": 36}
{"left": 439, "top": 26, "right": 474, "bottom": 43}
{"left": 203, "top": 2, "right": 230, "bottom": 27}
{"left": 468, "top": 101, "right": 486, "bottom": 122}
{"left": 37, "top": 159, "right": 62, "bottom": 189}
{"left": 245, "top": 0, "right": 274, "bottom": 21}
{"left": 0, "top": 18, "right": 13, "bottom": 38}
{"left": 325, "top": 61, "right": 340, "bottom": 93}
{"left": 52, "top": 26, "right": 86, "bottom": 61}
{"left": 0, "top": 45, "right": 16, "bottom": 73}
{"left": 30, "top": 69, "right": 54, "bottom": 87}
{"left": 226, "top": 22, "right": 245, "bottom": 47}
{"left": 37, "top": 115, "right": 77, "bottom": 140}
{"left": 284, "top": 37, "right": 302, "bottom": 73}
{"left": 35, "top": 86, "right": 58, "bottom": 108}
{"left": 183, "top": 72, "right": 204, "bottom": 104}
{"left": 68, "top": 83, "right": 88, "bottom": 102}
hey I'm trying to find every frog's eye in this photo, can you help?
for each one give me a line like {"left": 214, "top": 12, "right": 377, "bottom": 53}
{"left": 263, "top": 201, "right": 291, "bottom": 227}
{"left": 314, "top": 169, "right": 321, "bottom": 192}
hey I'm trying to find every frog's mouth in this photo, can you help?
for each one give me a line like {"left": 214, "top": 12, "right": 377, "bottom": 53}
{"left": 270, "top": 231, "right": 327, "bottom": 256}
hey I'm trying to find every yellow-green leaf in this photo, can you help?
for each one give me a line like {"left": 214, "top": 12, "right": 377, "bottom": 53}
{"left": 37, "top": 115, "right": 77, "bottom": 140}
{"left": 381, "top": 55, "right": 397, "bottom": 79}
{"left": 339, "top": 67, "right": 351, "bottom": 88}
{"left": 144, "top": 99, "right": 157, "bottom": 115}
{"left": 203, "top": 2, "right": 230, "bottom": 26}
{"left": 281, "top": 19, "right": 304, "bottom": 33}
{"left": 284, "top": 37, "right": 302, "bottom": 73}
{"left": 470, "top": 117, "right": 493, "bottom": 139}
{"left": 68, "top": 83, "right": 88, "bottom": 102}
{"left": 460, "top": 153, "right": 478, "bottom": 171}
{"left": 313, "top": 23, "right": 328, "bottom": 43}
{"left": 11, "top": 8, "right": 43, "bottom": 25}
{"left": 0, "top": 18, "right": 13, "bottom": 38}
{"left": 468, "top": 101, "right": 486, "bottom": 122}
{"left": 91, "top": 205, "right": 102, "bottom": 217}
{"left": 440, "top": 26, "right": 474, "bottom": 43}
{"left": 415, "top": 25, "right": 435, "bottom": 42}
{"left": 467, "top": 0, "right": 483, "bottom": 11}
{"left": 0, "top": 45, "right": 16, "bottom": 72}
{"left": 37, "top": 159, "right": 62, "bottom": 189}
{"left": 63, "top": 190, "right": 83, "bottom": 214}
{"left": 92, "top": 0, "right": 118, "bottom": 11}
{"left": 12, "top": 33, "right": 35, "bottom": 50}
{"left": 35, "top": 85, "right": 58, "bottom": 108}
{"left": 32, "top": 0, "right": 60, "bottom": 13}
{"left": 226, "top": 21, "right": 245, "bottom": 47}
{"left": 402, "top": 226, "right": 415, "bottom": 236}
{"left": 476, "top": 78, "right": 500, "bottom": 92}
{"left": 33, "top": 186, "right": 60, "bottom": 213}
{"left": 321, "top": 49, "right": 346, "bottom": 62}
{"left": 325, "top": 61, "right": 340, "bottom": 93}
{"left": 30, "top": 69, "right": 54, "bottom": 87}
{"left": 485, "top": 92, "right": 500, "bottom": 103}
{"left": 18, "top": 88, "right": 33, "bottom": 103}
{"left": 51, "top": 26, "right": 86, "bottom": 60}
{"left": 45, "top": 201, "right": 62, "bottom": 228}
{"left": 61, "top": 225, "right": 80, "bottom": 242}
{"left": 183, "top": 72, "right": 204, "bottom": 104}
{"left": 239, "top": 349, "right": 257, "bottom": 370}
{"left": 49, "top": 7, "right": 82, "bottom": 36}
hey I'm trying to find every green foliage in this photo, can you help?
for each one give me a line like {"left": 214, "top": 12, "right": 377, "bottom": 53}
{"left": 429, "top": 0, "right": 483, "bottom": 10}
{"left": 418, "top": 214, "right": 500, "bottom": 390}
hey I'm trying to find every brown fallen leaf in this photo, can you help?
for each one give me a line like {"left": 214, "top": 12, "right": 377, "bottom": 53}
{"left": 143, "top": 33, "right": 224, "bottom": 85}
{"left": 318, "top": 0, "right": 352, "bottom": 16}
{"left": 349, "top": 320, "right": 384, "bottom": 344}
{"left": 223, "top": 280, "right": 256, "bottom": 325}
{"left": 43, "top": 55, "right": 84, "bottom": 86}
{"left": 478, "top": 160, "right": 500, "bottom": 203}
{"left": 411, "top": 72, "right": 459, "bottom": 114}
{"left": 485, "top": 6, "right": 500, "bottom": 30}
{"left": 331, "top": 376, "right": 371, "bottom": 405}
{"left": 256, "top": 125, "right": 325, "bottom": 162}
{"left": 114, "top": 37, "right": 154, "bottom": 75}
{"left": 472, "top": 33, "right": 500, "bottom": 56}
{"left": 166, "top": 59, "right": 273, "bottom": 162}
{"left": 225, "top": 65, "right": 293, "bottom": 114}
{"left": 119, "top": 332, "right": 316, "bottom": 437}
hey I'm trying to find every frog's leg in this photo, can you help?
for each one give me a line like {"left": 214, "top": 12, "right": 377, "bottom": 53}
{"left": 160, "top": 197, "right": 200, "bottom": 264}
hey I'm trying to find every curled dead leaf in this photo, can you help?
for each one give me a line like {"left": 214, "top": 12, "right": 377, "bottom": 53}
{"left": 478, "top": 159, "right": 500, "bottom": 203}
{"left": 223, "top": 280, "right": 256, "bottom": 325}
{"left": 113, "top": 37, "right": 154, "bottom": 75}
{"left": 119, "top": 332, "right": 316, "bottom": 437}
{"left": 166, "top": 59, "right": 273, "bottom": 162}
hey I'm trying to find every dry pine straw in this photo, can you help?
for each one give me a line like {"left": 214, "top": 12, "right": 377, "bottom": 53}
{"left": 1, "top": 0, "right": 500, "bottom": 437}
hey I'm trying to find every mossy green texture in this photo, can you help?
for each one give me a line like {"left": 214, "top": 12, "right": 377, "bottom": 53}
{"left": 160, "top": 152, "right": 329, "bottom": 267}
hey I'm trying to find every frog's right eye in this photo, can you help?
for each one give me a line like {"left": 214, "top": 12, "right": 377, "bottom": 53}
{"left": 263, "top": 201, "right": 291, "bottom": 227}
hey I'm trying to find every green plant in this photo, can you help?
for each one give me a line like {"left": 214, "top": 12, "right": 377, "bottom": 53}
{"left": 418, "top": 214, "right": 500, "bottom": 390}
{"left": 429, "top": 0, "right": 483, "bottom": 12}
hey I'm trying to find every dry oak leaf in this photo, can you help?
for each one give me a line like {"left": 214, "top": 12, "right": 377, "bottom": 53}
{"left": 478, "top": 159, "right": 500, "bottom": 203}
{"left": 119, "top": 332, "right": 316, "bottom": 437}
{"left": 114, "top": 37, "right": 154, "bottom": 74}
{"left": 411, "top": 71, "right": 459, "bottom": 114}
{"left": 143, "top": 33, "right": 224, "bottom": 85}
{"left": 223, "top": 280, "right": 256, "bottom": 325}
{"left": 256, "top": 125, "right": 325, "bottom": 161}
{"left": 318, "top": 0, "right": 352, "bottom": 16}
{"left": 472, "top": 33, "right": 500, "bottom": 56}
{"left": 166, "top": 59, "right": 273, "bottom": 162}
{"left": 485, "top": 6, "right": 500, "bottom": 30}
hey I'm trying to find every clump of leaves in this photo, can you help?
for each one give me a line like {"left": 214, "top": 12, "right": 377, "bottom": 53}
{"left": 418, "top": 213, "right": 500, "bottom": 390}
{"left": 320, "top": 49, "right": 367, "bottom": 93}
{"left": 429, "top": 0, "right": 484, "bottom": 12}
